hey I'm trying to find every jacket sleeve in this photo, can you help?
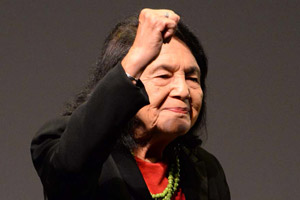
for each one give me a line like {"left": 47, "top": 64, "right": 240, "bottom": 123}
{"left": 30, "top": 63, "right": 149, "bottom": 199}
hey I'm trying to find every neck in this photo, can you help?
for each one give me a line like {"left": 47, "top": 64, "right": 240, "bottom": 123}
{"left": 132, "top": 137, "right": 172, "bottom": 163}
{"left": 132, "top": 124, "right": 181, "bottom": 163}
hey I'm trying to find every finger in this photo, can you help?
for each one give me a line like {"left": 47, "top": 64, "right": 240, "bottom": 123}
{"left": 163, "top": 28, "right": 175, "bottom": 43}
{"left": 156, "top": 17, "right": 177, "bottom": 32}
{"left": 165, "top": 12, "right": 180, "bottom": 23}
{"left": 170, "top": 14, "right": 180, "bottom": 23}
{"left": 157, "top": 9, "right": 180, "bottom": 23}
{"left": 164, "top": 19, "right": 177, "bottom": 39}
{"left": 156, "top": 18, "right": 177, "bottom": 42}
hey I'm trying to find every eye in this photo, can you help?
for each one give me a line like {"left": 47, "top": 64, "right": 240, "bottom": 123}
{"left": 157, "top": 74, "right": 171, "bottom": 79}
{"left": 186, "top": 77, "right": 199, "bottom": 83}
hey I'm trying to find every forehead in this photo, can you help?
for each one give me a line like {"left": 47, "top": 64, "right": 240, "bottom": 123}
{"left": 160, "top": 37, "right": 192, "bottom": 55}
{"left": 146, "top": 38, "right": 200, "bottom": 74}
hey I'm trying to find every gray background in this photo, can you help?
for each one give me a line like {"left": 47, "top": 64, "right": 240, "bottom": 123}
{"left": 1, "top": 0, "right": 299, "bottom": 199}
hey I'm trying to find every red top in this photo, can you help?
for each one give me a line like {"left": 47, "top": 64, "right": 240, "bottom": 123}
{"left": 135, "top": 156, "right": 186, "bottom": 200}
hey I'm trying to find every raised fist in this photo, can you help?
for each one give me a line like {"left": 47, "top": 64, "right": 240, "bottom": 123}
{"left": 122, "top": 8, "right": 180, "bottom": 79}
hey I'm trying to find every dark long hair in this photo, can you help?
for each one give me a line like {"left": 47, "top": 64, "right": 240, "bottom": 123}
{"left": 63, "top": 14, "right": 208, "bottom": 149}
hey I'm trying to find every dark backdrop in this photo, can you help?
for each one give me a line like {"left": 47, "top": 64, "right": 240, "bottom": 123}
{"left": 1, "top": 1, "right": 299, "bottom": 199}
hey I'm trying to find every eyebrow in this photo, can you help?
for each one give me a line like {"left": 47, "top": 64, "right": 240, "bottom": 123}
{"left": 149, "top": 64, "right": 174, "bottom": 74}
{"left": 185, "top": 66, "right": 201, "bottom": 77}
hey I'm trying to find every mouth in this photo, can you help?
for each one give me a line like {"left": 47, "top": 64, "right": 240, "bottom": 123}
{"left": 163, "top": 107, "right": 190, "bottom": 114}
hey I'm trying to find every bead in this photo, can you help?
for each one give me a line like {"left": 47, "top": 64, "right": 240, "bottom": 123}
{"left": 148, "top": 155, "right": 180, "bottom": 200}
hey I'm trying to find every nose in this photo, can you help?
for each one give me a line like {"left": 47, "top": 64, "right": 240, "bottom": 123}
{"left": 169, "top": 75, "right": 190, "bottom": 100}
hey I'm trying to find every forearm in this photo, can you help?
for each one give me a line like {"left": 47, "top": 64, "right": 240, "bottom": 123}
{"left": 56, "top": 63, "right": 148, "bottom": 172}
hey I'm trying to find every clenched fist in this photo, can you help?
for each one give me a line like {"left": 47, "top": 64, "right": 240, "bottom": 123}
{"left": 122, "top": 8, "right": 180, "bottom": 80}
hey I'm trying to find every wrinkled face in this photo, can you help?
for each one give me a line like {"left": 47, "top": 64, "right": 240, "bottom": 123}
{"left": 136, "top": 38, "right": 203, "bottom": 139}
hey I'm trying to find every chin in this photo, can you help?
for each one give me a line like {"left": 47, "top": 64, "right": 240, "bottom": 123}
{"left": 158, "top": 119, "right": 191, "bottom": 136}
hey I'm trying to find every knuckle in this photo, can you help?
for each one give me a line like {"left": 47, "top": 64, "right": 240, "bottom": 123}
{"left": 140, "top": 8, "right": 149, "bottom": 14}
{"left": 140, "top": 8, "right": 150, "bottom": 18}
{"left": 166, "top": 20, "right": 176, "bottom": 29}
{"left": 150, "top": 15, "right": 158, "bottom": 25}
{"left": 155, "top": 20, "right": 164, "bottom": 30}
{"left": 160, "top": 19, "right": 168, "bottom": 27}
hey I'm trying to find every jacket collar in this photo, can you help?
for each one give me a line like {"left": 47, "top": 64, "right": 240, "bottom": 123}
{"left": 111, "top": 144, "right": 208, "bottom": 200}
{"left": 111, "top": 145, "right": 152, "bottom": 200}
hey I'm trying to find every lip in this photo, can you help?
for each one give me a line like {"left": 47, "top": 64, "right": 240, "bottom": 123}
{"left": 163, "top": 107, "right": 190, "bottom": 114}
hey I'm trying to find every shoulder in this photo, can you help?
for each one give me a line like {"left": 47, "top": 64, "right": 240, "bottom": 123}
{"left": 193, "top": 146, "right": 225, "bottom": 174}
{"left": 182, "top": 145, "right": 228, "bottom": 182}
{"left": 183, "top": 145, "right": 221, "bottom": 167}
{"left": 194, "top": 147, "right": 220, "bottom": 164}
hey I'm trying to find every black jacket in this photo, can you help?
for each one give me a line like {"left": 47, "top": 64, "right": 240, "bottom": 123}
{"left": 31, "top": 63, "right": 230, "bottom": 200}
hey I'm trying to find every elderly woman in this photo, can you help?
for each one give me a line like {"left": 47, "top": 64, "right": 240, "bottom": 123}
{"left": 31, "top": 9, "right": 230, "bottom": 200}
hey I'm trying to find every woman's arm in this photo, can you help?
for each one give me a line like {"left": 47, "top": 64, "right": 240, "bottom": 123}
{"left": 31, "top": 64, "right": 149, "bottom": 199}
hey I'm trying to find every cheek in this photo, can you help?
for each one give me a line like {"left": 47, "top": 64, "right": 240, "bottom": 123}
{"left": 135, "top": 85, "right": 170, "bottom": 129}
{"left": 143, "top": 80, "right": 171, "bottom": 108}
{"left": 190, "top": 90, "right": 204, "bottom": 124}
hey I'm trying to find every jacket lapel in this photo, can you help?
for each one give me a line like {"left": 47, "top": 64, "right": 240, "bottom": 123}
{"left": 111, "top": 145, "right": 152, "bottom": 200}
{"left": 181, "top": 147, "right": 208, "bottom": 200}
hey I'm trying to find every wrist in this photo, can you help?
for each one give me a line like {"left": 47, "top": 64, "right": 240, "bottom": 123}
{"left": 121, "top": 48, "right": 147, "bottom": 79}
{"left": 125, "top": 72, "right": 138, "bottom": 85}
{"left": 122, "top": 52, "right": 141, "bottom": 85}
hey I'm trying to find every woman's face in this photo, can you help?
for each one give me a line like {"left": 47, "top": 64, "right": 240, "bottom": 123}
{"left": 136, "top": 38, "right": 203, "bottom": 139}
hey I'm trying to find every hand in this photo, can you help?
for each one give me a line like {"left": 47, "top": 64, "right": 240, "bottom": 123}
{"left": 122, "top": 8, "right": 180, "bottom": 79}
